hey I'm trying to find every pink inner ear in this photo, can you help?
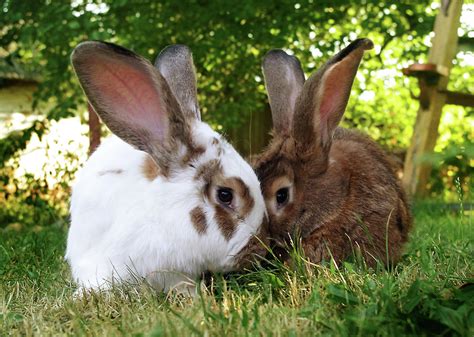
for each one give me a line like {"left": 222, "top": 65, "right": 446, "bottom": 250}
{"left": 89, "top": 54, "right": 168, "bottom": 140}
{"left": 318, "top": 64, "right": 350, "bottom": 123}
{"left": 316, "top": 52, "right": 362, "bottom": 140}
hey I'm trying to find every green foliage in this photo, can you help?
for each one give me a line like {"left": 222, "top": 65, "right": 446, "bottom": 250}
{"left": 0, "top": 1, "right": 471, "bottom": 206}
{"left": 0, "top": 160, "right": 68, "bottom": 230}
{"left": 0, "top": 203, "right": 472, "bottom": 335}
{"left": 426, "top": 141, "right": 474, "bottom": 198}
{"left": 1, "top": 1, "right": 435, "bottom": 138}
{"left": 0, "top": 120, "right": 46, "bottom": 168}
{"left": 0, "top": 125, "right": 83, "bottom": 229}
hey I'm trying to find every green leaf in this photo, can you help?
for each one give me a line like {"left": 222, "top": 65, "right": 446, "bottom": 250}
{"left": 327, "top": 284, "right": 359, "bottom": 306}
{"left": 401, "top": 280, "right": 422, "bottom": 314}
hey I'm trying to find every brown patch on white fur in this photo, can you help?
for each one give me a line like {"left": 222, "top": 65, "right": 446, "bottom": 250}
{"left": 214, "top": 205, "right": 236, "bottom": 240}
{"left": 98, "top": 169, "right": 124, "bottom": 176}
{"left": 225, "top": 177, "right": 255, "bottom": 218}
{"left": 210, "top": 176, "right": 256, "bottom": 240}
{"left": 190, "top": 206, "right": 207, "bottom": 234}
{"left": 194, "top": 159, "right": 222, "bottom": 186}
{"left": 181, "top": 145, "right": 206, "bottom": 167}
{"left": 142, "top": 156, "right": 160, "bottom": 181}
{"left": 210, "top": 137, "right": 224, "bottom": 156}
{"left": 194, "top": 159, "right": 257, "bottom": 241}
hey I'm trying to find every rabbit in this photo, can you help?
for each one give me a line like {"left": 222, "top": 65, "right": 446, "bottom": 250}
{"left": 65, "top": 41, "right": 269, "bottom": 293}
{"left": 253, "top": 38, "right": 411, "bottom": 267}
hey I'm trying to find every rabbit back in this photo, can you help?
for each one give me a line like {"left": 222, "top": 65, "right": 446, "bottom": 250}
{"left": 300, "top": 128, "right": 411, "bottom": 264}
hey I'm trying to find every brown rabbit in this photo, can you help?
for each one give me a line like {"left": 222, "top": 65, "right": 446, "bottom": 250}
{"left": 253, "top": 39, "right": 412, "bottom": 266}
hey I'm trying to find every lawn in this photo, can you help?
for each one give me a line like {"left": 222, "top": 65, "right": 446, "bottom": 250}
{"left": 0, "top": 201, "right": 472, "bottom": 336}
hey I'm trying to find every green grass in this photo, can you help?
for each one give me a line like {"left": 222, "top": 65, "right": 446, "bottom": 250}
{"left": 0, "top": 202, "right": 473, "bottom": 336}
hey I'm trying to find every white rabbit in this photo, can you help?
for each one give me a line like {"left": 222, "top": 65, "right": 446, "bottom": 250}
{"left": 65, "top": 41, "right": 268, "bottom": 293}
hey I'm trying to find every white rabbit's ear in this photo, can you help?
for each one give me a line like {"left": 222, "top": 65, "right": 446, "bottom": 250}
{"left": 71, "top": 41, "right": 194, "bottom": 175}
{"left": 155, "top": 45, "right": 200, "bottom": 120}
{"left": 262, "top": 49, "right": 305, "bottom": 135}
{"left": 293, "top": 39, "right": 373, "bottom": 152}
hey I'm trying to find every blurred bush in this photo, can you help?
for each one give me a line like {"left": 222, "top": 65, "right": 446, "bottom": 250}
{"left": 0, "top": 118, "right": 88, "bottom": 229}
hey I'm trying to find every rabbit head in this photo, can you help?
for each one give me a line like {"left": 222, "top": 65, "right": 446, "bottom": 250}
{"left": 253, "top": 39, "right": 411, "bottom": 265}
{"left": 70, "top": 41, "right": 268, "bottom": 281}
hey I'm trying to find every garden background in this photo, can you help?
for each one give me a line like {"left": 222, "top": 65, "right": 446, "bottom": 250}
{"left": 0, "top": 1, "right": 472, "bottom": 336}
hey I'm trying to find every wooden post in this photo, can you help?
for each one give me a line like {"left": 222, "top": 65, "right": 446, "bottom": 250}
{"left": 228, "top": 105, "right": 272, "bottom": 157}
{"left": 247, "top": 105, "right": 272, "bottom": 156}
{"left": 402, "top": 0, "right": 463, "bottom": 197}
{"left": 88, "top": 103, "right": 101, "bottom": 155}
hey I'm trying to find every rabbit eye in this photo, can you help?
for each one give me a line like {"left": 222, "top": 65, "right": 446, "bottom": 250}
{"left": 276, "top": 188, "right": 289, "bottom": 206}
{"left": 217, "top": 187, "right": 233, "bottom": 206}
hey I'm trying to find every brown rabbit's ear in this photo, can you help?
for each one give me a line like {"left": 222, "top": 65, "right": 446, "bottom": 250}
{"left": 155, "top": 44, "right": 200, "bottom": 120}
{"left": 71, "top": 41, "right": 192, "bottom": 174}
{"left": 262, "top": 49, "right": 305, "bottom": 135}
{"left": 293, "top": 38, "right": 373, "bottom": 151}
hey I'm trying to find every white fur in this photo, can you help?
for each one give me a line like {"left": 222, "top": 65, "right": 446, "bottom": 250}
{"left": 66, "top": 121, "right": 265, "bottom": 292}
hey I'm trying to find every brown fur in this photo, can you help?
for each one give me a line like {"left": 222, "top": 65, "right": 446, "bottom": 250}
{"left": 225, "top": 177, "right": 255, "bottom": 218}
{"left": 234, "top": 216, "right": 270, "bottom": 269}
{"left": 190, "top": 206, "right": 207, "bottom": 234}
{"left": 254, "top": 128, "right": 411, "bottom": 266}
{"left": 262, "top": 50, "right": 305, "bottom": 134}
{"left": 255, "top": 39, "right": 411, "bottom": 266}
{"left": 142, "top": 156, "right": 160, "bottom": 181}
{"left": 194, "top": 159, "right": 221, "bottom": 182}
{"left": 214, "top": 205, "right": 236, "bottom": 240}
{"left": 209, "top": 176, "right": 256, "bottom": 240}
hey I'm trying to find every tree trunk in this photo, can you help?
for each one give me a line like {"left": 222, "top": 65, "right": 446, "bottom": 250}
{"left": 88, "top": 103, "right": 101, "bottom": 156}
{"left": 228, "top": 105, "right": 272, "bottom": 158}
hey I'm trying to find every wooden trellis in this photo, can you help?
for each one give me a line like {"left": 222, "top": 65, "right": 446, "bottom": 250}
{"left": 402, "top": 0, "right": 473, "bottom": 197}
